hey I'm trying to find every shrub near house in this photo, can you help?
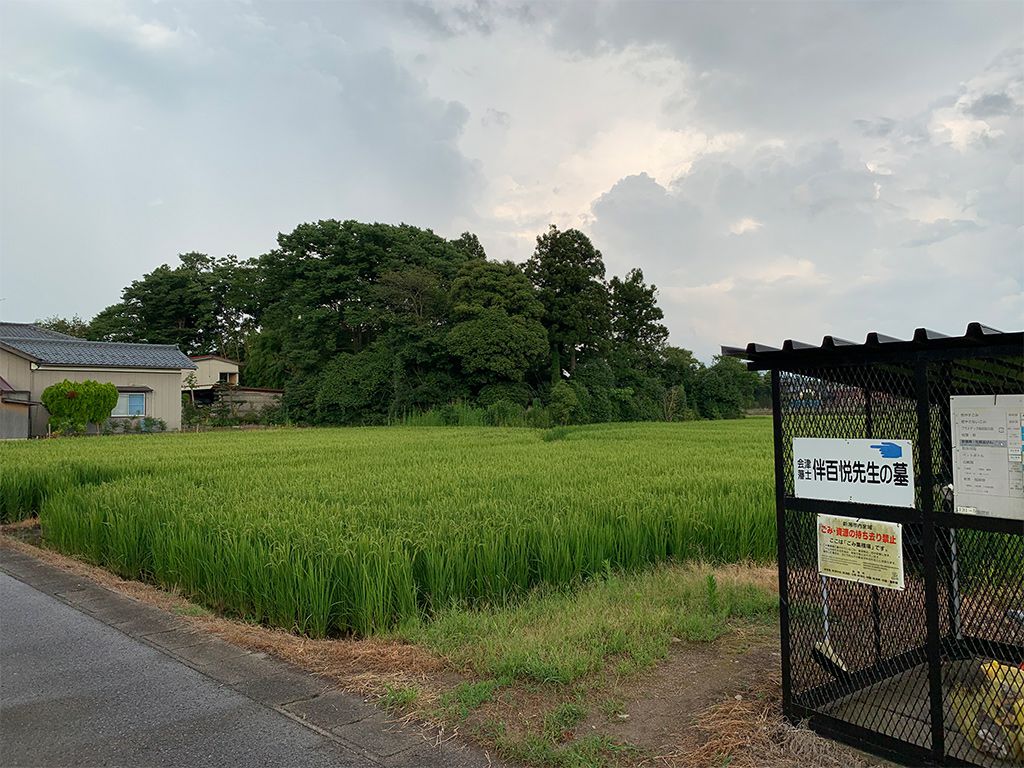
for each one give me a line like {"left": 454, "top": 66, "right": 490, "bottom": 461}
{"left": 39, "top": 380, "right": 118, "bottom": 435}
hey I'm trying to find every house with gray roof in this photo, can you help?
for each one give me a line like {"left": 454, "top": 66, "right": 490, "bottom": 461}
{"left": 0, "top": 323, "right": 196, "bottom": 438}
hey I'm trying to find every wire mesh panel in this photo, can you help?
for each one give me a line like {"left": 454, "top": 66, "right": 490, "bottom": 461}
{"left": 767, "top": 343, "right": 1023, "bottom": 767}
{"left": 928, "top": 353, "right": 1024, "bottom": 767}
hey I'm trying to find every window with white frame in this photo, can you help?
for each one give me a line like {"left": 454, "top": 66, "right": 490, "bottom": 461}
{"left": 112, "top": 392, "right": 146, "bottom": 417}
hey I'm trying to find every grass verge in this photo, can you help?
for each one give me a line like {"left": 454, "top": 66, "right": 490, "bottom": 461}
{"left": 398, "top": 562, "right": 778, "bottom": 685}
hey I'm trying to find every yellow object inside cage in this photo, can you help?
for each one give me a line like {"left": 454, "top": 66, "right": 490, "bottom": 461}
{"left": 949, "top": 660, "right": 1024, "bottom": 764}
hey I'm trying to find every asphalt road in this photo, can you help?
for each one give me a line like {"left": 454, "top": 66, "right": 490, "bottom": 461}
{"left": 0, "top": 572, "right": 365, "bottom": 768}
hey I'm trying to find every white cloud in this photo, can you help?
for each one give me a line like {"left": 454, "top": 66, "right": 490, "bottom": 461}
{"left": 929, "top": 108, "right": 1004, "bottom": 151}
{"left": 729, "top": 217, "right": 762, "bottom": 235}
{"left": 0, "top": 1, "right": 1020, "bottom": 358}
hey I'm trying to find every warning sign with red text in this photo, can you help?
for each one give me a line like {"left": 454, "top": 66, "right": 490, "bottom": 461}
{"left": 817, "top": 514, "right": 904, "bottom": 590}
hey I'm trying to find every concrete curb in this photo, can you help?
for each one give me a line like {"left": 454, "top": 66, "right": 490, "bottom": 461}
{"left": 0, "top": 544, "right": 501, "bottom": 768}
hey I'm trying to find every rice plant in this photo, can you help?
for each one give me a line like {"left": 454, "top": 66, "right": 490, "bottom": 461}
{"left": 0, "top": 421, "right": 774, "bottom": 636}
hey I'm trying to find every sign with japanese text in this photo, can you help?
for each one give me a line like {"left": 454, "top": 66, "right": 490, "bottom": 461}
{"left": 817, "top": 514, "right": 904, "bottom": 590}
{"left": 794, "top": 438, "right": 915, "bottom": 508}
{"left": 951, "top": 394, "right": 1024, "bottom": 521}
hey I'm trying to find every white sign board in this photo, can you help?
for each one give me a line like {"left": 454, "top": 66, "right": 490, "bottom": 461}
{"left": 794, "top": 438, "right": 915, "bottom": 508}
{"left": 817, "top": 514, "right": 904, "bottom": 590}
{"left": 951, "top": 394, "right": 1024, "bottom": 521}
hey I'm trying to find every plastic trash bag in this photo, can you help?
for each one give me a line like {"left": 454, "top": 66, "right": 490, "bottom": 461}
{"left": 949, "top": 660, "right": 1024, "bottom": 763}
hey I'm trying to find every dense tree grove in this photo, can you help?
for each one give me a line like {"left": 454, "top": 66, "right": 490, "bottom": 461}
{"left": 41, "top": 220, "right": 768, "bottom": 425}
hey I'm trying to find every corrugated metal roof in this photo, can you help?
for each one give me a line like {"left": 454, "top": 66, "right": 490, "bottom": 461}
{"left": 0, "top": 327, "right": 196, "bottom": 371}
{"left": 722, "top": 322, "right": 1023, "bottom": 370}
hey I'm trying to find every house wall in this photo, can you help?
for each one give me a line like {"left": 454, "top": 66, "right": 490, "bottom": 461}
{"left": 0, "top": 401, "right": 30, "bottom": 439}
{"left": 0, "top": 349, "right": 32, "bottom": 390}
{"left": 29, "top": 367, "right": 184, "bottom": 435}
{"left": 185, "top": 358, "right": 239, "bottom": 388}
{"left": 217, "top": 388, "right": 283, "bottom": 415}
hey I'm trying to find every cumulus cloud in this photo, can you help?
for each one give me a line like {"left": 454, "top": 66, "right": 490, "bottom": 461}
{"left": 0, "top": 1, "right": 1020, "bottom": 359}
{"left": 588, "top": 67, "right": 1022, "bottom": 357}
{"left": 1, "top": 1, "right": 482, "bottom": 316}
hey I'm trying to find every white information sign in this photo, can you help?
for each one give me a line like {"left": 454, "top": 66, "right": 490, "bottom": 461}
{"left": 794, "top": 438, "right": 915, "bottom": 508}
{"left": 817, "top": 514, "right": 904, "bottom": 590}
{"left": 951, "top": 394, "right": 1024, "bottom": 521}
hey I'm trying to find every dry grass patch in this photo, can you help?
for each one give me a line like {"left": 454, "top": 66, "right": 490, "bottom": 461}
{"left": 652, "top": 672, "right": 879, "bottom": 768}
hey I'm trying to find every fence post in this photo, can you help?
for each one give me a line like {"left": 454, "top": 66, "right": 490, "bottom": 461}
{"left": 914, "top": 360, "right": 945, "bottom": 761}
{"left": 771, "top": 368, "right": 793, "bottom": 715}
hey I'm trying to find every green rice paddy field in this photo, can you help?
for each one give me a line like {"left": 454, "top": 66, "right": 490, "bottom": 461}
{"left": 0, "top": 420, "right": 774, "bottom": 637}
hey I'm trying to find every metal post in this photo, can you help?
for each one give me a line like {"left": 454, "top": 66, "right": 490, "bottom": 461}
{"left": 935, "top": 362, "right": 963, "bottom": 642}
{"left": 771, "top": 369, "right": 793, "bottom": 714}
{"left": 915, "top": 361, "right": 945, "bottom": 760}
{"left": 865, "top": 387, "right": 882, "bottom": 663}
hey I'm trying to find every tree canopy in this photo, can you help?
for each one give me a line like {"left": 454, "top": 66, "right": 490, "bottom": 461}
{"left": 524, "top": 225, "right": 610, "bottom": 380}
{"left": 48, "top": 219, "right": 765, "bottom": 426}
{"left": 87, "top": 253, "right": 254, "bottom": 359}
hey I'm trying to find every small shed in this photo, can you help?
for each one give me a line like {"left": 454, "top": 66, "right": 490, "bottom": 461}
{"left": 0, "top": 375, "right": 34, "bottom": 439}
{"left": 724, "top": 323, "right": 1023, "bottom": 767}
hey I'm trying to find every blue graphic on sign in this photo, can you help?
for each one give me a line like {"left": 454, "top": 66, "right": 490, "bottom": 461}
{"left": 870, "top": 442, "right": 903, "bottom": 459}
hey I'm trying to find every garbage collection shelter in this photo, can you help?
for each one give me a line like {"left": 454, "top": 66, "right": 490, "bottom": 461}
{"left": 724, "top": 322, "right": 1023, "bottom": 767}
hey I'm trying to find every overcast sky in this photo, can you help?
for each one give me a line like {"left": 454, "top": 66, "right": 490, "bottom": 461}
{"left": 1, "top": 1, "right": 1021, "bottom": 358}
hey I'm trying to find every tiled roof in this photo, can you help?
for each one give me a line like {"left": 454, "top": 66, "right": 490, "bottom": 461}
{"left": 0, "top": 323, "right": 77, "bottom": 340}
{"left": 0, "top": 325, "right": 196, "bottom": 370}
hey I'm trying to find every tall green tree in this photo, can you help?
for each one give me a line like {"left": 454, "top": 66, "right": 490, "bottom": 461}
{"left": 314, "top": 343, "right": 395, "bottom": 425}
{"left": 523, "top": 226, "right": 610, "bottom": 381}
{"left": 88, "top": 253, "right": 254, "bottom": 357}
{"left": 446, "top": 261, "right": 548, "bottom": 387}
{"left": 661, "top": 346, "right": 701, "bottom": 391}
{"left": 374, "top": 266, "right": 461, "bottom": 414}
{"left": 609, "top": 268, "right": 668, "bottom": 362}
{"left": 34, "top": 315, "right": 91, "bottom": 338}
{"left": 450, "top": 231, "right": 487, "bottom": 261}
{"left": 87, "top": 303, "right": 138, "bottom": 343}
{"left": 691, "top": 355, "right": 762, "bottom": 419}
{"left": 607, "top": 267, "right": 670, "bottom": 417}
{"left": 256, "top": 220, "right": 479, "bottom": 421}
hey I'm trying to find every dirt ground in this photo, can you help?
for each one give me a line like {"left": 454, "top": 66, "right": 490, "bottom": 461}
{"left": 589, "top": 626, "right": 781, "bottom": 752}
{"left": 1, "top": 528, "right": 896, "bottom": 768}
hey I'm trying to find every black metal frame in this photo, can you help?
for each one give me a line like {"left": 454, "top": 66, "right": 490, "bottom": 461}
{"left": 728, "top": 325, "right": 1024, "bottom": 767}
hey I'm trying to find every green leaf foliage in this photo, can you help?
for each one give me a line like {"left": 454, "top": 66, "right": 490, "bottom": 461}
{"left": 40, "top": 380, "right": 119, "bottom": 434}
{"left": 524, "top": 225, "right": 610, "bottom": 380}
{"left": 34, "top": 315, "right": 92, "bottom": 338}
{"left": 549, "top": 380, "right": 583, "bottom": 426}
{"left": 315, "top": 344, "right": 395, "bottom": 425}
{"left": 447, "top": 308, "right": 548, "bottom": 382}
{"left": 75, "top": 219, "right": 767, "bottom": 425}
